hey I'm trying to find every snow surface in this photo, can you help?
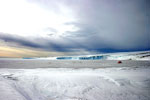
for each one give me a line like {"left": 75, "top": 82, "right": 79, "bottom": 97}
{"left": 0, "top": 67, "right": 150, "bottom": 100}
{"left": 0, "top": 51, "right": 150, "bottom": 100}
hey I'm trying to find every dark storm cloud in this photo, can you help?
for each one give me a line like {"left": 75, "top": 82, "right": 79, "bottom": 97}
{"left": 0, "top": 33, "right": 41, "bottom": 48}
{"left": 1, "top": 0, "right": 150, "bottom": 53}
{"left": 29, "top": 0, "right": 150, "bottom": 52}
{"left": 0, "top": 33, "right": 86, "bottom": 52}
{"left": 66, "top": 0, "right": 150, "bottom": 49}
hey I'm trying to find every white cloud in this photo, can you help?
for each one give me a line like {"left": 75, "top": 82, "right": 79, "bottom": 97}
{"left": 0, "top": 0, "right": 77, "bottom": 37}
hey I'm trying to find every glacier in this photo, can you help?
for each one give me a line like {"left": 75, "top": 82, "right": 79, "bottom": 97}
{"left": 55, "top": 51, "right": 150, "bottom": 60}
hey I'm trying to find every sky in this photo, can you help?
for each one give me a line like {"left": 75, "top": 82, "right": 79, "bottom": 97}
{"left": 0, "top": 0, "right": 150, "bottom": 57}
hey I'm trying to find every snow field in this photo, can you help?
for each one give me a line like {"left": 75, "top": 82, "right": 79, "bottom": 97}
{"left": 0, "top": 67, "right": 150, "bottom": 100}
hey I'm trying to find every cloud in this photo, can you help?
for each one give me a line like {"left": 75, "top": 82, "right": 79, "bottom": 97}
{"left": 65, "top": 0, "right": 150, "bottom": 49}
{"left": 0, "top": 46, "right": 64, "bottom": 57}
{"left": 0, "top": 0, "right": 150, "bottom": 55}
{"left": 0, "top": 33, "right": 86, "bottom": 52}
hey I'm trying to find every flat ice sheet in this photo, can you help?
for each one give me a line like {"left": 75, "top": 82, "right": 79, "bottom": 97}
{"left": 0, "top": 67, "right": 150, "bottom": 100}
{"left": 0, "top": 59, "right": 150, "bottom": 69}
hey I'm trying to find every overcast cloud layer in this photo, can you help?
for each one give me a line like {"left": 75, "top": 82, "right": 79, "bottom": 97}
{"left": 0, "top": 0, "right": 150, "bottom": 54}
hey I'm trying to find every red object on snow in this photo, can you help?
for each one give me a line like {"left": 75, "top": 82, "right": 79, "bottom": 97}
{"left": 118, "top": 61, "right": 122, "bottom": 64}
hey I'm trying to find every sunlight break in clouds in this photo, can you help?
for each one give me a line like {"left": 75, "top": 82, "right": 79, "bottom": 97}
{"left": 0, "top": 46, "right": 64, "bottom": 57}
{"left": 0, "top": 0, "right": 77, "bottom": 37}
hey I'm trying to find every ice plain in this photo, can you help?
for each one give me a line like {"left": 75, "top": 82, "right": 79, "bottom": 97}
{"left": 0, "top": 51, "right": 150, "bottom": 100}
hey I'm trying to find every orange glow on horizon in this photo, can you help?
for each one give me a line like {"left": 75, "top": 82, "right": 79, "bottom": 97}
{"left": 0, "top": 46, "right": 64, "bottom": 58}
